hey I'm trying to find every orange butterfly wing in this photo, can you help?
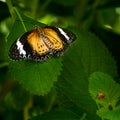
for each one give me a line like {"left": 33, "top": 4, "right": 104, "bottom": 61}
{"left": 27, "top": 30, "right": 50, "bottom": 55}
{"left": 42, "top": 27, "right": 64, "bottom": 51}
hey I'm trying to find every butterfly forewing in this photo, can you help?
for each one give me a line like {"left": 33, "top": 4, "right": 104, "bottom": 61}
{"left": 43, "top": 28, "right": 64, "bottom": 50}
{"left": 27, "top": 30, "right": 50, "bottom": 55}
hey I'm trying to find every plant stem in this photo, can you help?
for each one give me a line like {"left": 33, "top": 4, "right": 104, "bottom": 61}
{"left": 0, "top": 62, "right": 9, "bottom": 68}
{"left": 74, "top": 0, "right": 90, "bottom": 29}
{"left": 31, "top": 0, "right": 39, "bottom": 19}
{"left": 6, "top": 0, "right": 16, "bottom": 20}
{"left": 24, "top": 97, "right": 33, "bottom": 120}
{"left": 6, "top": 0, "right": 27, "bottom": 32}
{"left": 40, "top": 0, "right": 52, "bottom": 17}
{"left": 44, "top": 89, "right": 56, "bottom": 112}
{"left": 13, "top": 7, "right": 27, "bottom": 32}
{"left": 41, "top": 0, "right": 51, "bottom": 10}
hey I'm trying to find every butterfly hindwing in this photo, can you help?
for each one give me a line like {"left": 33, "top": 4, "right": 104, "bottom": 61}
{"left": 9, "top": 31, "right": 32, "bottom": 60}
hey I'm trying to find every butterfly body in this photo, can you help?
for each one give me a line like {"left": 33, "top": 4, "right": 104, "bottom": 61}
{"left": 9, "top": 25, "right": 76, "bottom": 62}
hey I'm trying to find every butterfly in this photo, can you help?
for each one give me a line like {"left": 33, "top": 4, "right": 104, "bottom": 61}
{"left": 9, "top": 25, "right": 76, "bottom": 62}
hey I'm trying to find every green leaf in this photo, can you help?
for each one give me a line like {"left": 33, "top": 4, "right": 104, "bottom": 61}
{"left": 8, "top": 59, "right": 62, "bottom": 95}
{"left": 30, "top": 109, "right": 80, "bottom": 120}
{"left": 56, "top": 28, "right": 117, "bottom": 119}
{"left": 89, "top": 72, "right": 120, "bottom": 107}
{"left": 7, "top": 10, "right": 63, "bottom": 95}
{"left": 57, "top": 28, "right": 100, "bottom": 120}
{"left": 77, "top": 30, "right": 117, "bottom": 78}
{"left": 97, "top": 106, "right": 120, "bottom": 120}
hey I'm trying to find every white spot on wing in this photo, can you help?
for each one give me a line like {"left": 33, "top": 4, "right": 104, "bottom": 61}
{"left": 16, "top": 39, "right": 26, "bottom": 57}
{"left": 58, "top": 28, "right": 70, "bottom": 40}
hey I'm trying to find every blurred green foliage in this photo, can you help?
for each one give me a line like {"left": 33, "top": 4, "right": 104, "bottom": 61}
{"left": 0, "top": 0, "right": 120, "bottom": 120}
